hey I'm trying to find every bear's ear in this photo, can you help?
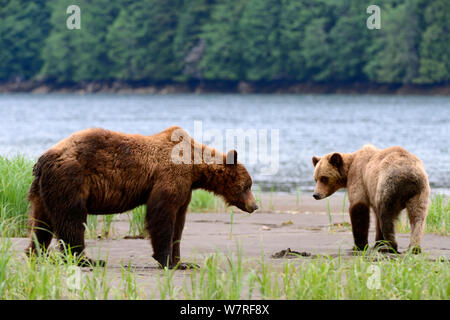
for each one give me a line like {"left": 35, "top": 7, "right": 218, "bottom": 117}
{"left": 312, "top": 156, "right": 320, "bottom": 167}
{"left": 329, "top": 153, "right": 343, "bottom": 169}
{"left": 226, "top": 150, "right": 238, "bottom": 165}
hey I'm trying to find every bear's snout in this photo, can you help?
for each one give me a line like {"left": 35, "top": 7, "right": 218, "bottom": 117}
{"left": 246, "top": 203, "right": 259, "bottom": 213}
{"left": 241, "top": 189, "right": 258, "bottom": 213}
{"left": 313, "top": 192, "right": 323, "bottom": 200}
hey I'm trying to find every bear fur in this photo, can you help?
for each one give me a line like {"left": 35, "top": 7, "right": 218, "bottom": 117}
{"left": 312, "top": 144, "right": 430, "bottom": 253}
{"left": 27, "top": 126, "right": 258, "bottom": 268}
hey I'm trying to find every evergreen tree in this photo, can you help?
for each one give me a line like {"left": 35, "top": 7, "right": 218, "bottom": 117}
{"left": 416, "top": 0, "right": 450, "bottom": 83}
{"left": 364, "top": 1, "right": 421, "bottom": 83}
{"left": 106, "top": 0, "right": 153, "bottom": 81}
{"left": 199, "top": 0, "right": 247, "bottom": 81}
{"left": 239, "top": 0, "right": 282, "bottom": 81}
{"left": 0, "top": 0, "right": 51, "bottom": 81}
{"left": 41, "top": 0, "right": 120, "bottom": 83}
{"left": 328, "top": 1, "right": 373, "bottom": 82}
{"left": 301, "top": 17, "right": 332, "bottom": 82}
{"left": 40, "top": 1, "right": 79, "bottom": 83}
{"left": 106, "top": 0, "right": 181, "bottom": 81}
{"left": 173, "top": 0, "right": 215, "bottom": 80}
{"left": 278, "top": 0, "right": 332, "bottom": 81}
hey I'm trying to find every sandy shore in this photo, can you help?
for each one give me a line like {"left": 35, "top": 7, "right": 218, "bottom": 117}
{"left": 10, "top": 191, "right": 448, "bottom": 262}
{"left": 11, "top": 211, "right": 450, "bottom": 263}
{"left": 6, "top": 191, "right": 448, "bottom": 298}
{"left": 8, "top": 190, "right": 449, "bottom": 297}
{"left": 9, "top": 210, "right": 450, "bottom": 297}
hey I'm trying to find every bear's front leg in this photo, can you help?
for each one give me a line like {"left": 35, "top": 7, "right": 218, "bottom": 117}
{"left": 349, "top": 203, "right": 370, "bottom": 251}
{"left": 170, "top": 197, "right": 200, "bottom": 270}
{"left": 147, "top": 209, "right": 176, "bottom": 268}
{"left": 146, "top": 186, "right": 193, "bottom": 269}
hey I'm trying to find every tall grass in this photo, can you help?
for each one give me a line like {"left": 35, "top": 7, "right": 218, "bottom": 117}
{"left": 127, "top": 205, "right": 146, "bottom": 238}
{"left": 269, "top": 186, "right": 274, "bottom": 211}
{"left": 228, "top": 209, "right": 234, "bottom": 240}
{"left": 0, "top": 235, "right": 141, "bottom": 299}
{"left": 165, "top": 250, "right": 450, "bottom": 300}
{"left": 342, "top": 192, "right": 347, "bottom": 223}
{"left": 101, "top": 215, "right": 115, "bottom": 238}
{"left": 426, "top": 194, "right": 450, "bottom": 234}
{"left": 397, "top": 194, "right": 450, "bottom": 235}
{"left": 85, "top": 214, "right": 116, "bottom": 239}
{"left": 255, "top": 185, "right": 262, "bottom": 210}
{"left": 85, "top": 215, "right": 99, "bottom": 239}
{"left": 326, "top": 199, "right": 332, "bottom": 229}
{"left": 188, "top": 190, "right": 226, "bottom": 213}
{"left": 0, "top": 155, "right": 34, "bottom": 237}
{"left": 0, "top": 218, "right": 448, "bottom": 300}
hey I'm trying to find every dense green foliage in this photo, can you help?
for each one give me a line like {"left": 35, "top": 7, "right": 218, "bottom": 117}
{"left": 0, "top": 0, "right": 448, "bottom": 84}
{"left": 0, "top": 0, "right": 51, "bottom": 81}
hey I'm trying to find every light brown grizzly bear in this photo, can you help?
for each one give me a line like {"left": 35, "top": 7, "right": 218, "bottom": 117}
{"left": 312, "top": 144, "right": 430, "bottom": 254}
{"left": 27, "top": 126, "right": 258, "bottom": 268}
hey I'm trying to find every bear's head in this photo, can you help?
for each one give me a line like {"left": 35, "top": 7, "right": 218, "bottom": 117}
{"left": 311, "top": 153, "right": 347, "bottom": 200}
{"left": 220, "top": 150, "right": 258, "bottom": 213}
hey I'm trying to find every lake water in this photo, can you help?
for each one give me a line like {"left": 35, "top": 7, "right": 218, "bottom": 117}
{"left": 0, "top": 94, "right": 449, "bottom": 193}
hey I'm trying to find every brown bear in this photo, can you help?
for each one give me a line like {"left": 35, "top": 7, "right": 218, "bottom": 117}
{"left": 27, "top": 126, "right": 258, "bottom": 268}
{"left": 312, "top": 144, "right": 430, "bottom": 254}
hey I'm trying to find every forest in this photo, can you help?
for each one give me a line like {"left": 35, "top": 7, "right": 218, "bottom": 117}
{"left": 0, "top": 0, "right": 448, "bottom": 86}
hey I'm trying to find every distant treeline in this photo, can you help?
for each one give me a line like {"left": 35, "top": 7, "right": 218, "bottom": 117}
{"left": 0, "top": 0, "right": 448, "bottom": 85}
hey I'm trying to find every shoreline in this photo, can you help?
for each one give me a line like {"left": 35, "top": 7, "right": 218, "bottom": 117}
{"left": 1, "top": 80, "right": 449, "bottom": 95}
{"left": 234, "top": 190, "right": 450, "bottom": 214}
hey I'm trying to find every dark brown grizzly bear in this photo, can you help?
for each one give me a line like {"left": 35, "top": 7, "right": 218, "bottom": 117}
{"left": 27, "top": 126, "right": 258, "bottom": 268}
{"left": 312, "top": 144, "right": 430, "bottom": 254}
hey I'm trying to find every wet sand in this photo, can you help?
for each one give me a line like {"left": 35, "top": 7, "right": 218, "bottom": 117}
{"left": 8, "top": 192, "right": 449, "bottom": 297}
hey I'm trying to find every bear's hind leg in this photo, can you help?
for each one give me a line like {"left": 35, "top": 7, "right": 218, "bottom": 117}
{"left": 373, "top": 213, "right": 386, "bottom": 250}
{"left": 40, "top": 165, "right": 104, "bottom": 267}
{"left": 377, "top": 202, "right": 401, "bottom": 254}
{"left": 377, "top": 221, "right": 398, "bottom": 253}
{"left": 375, "top": 216, "right": 384, "bottom": 242}
{"left": 51, "top": 198, "right": 104, "bottom": 267}
{"left": 349, "top": 203, "right": 370, "bottom": 251}
{"left": 406, "top": 192, "right": 429, "bottom": 254}
{"left": 26, "top": 195, "right": 53, "bottom": 255}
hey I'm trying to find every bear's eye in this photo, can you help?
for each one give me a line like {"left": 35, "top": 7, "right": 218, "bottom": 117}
{"left": 320, "top": 176, "right": 328, "bottom": 184}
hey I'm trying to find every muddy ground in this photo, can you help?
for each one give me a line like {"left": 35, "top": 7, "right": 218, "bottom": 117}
{"left": 7, "top": 193, "right": 450, "bottom": 296}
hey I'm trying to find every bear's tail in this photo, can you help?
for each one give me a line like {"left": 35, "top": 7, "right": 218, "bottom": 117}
{"left": 32, "top": 150, "right": 60, "bottom": 177}
{"left": 29, "top": 150, "right": 60, "bottom": 199}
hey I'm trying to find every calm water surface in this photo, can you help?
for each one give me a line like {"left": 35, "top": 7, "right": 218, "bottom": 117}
{"left": 0, "top": 94, "right": 449, "bottom": 192}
